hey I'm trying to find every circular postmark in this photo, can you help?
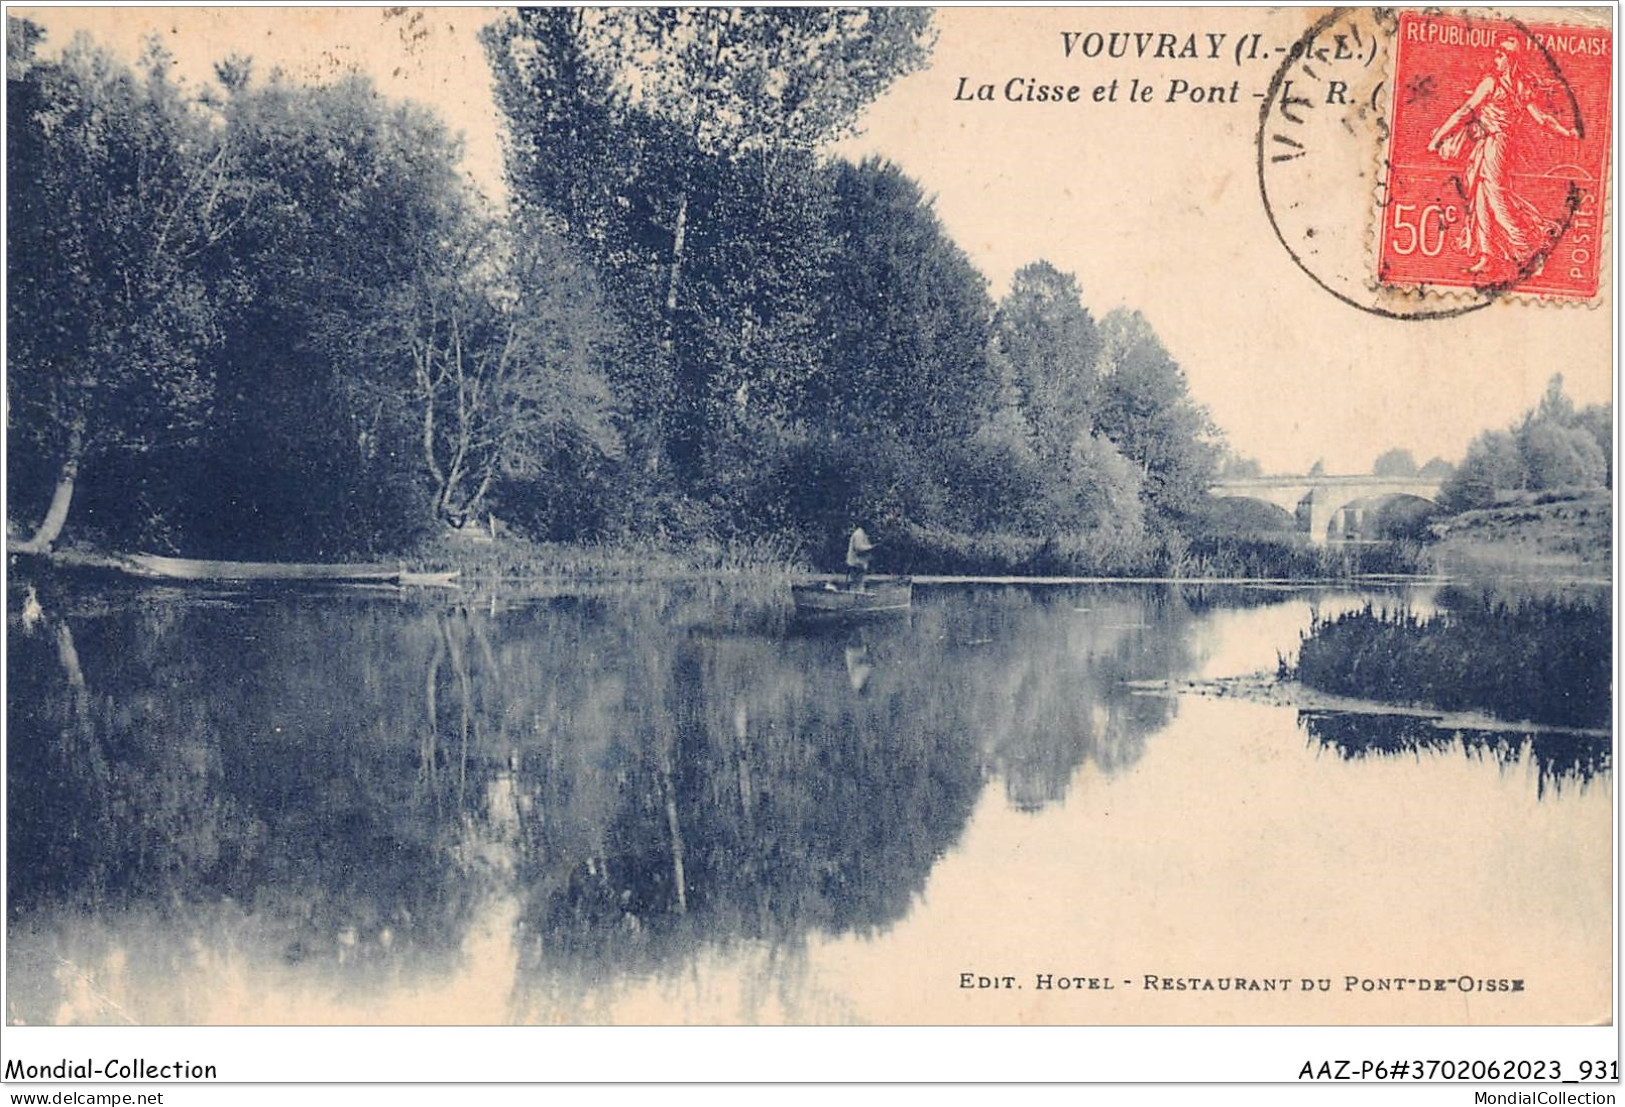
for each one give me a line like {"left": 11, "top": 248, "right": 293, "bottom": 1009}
{"left": 1256, "top": 7, "right": 1598, "bottom": 319}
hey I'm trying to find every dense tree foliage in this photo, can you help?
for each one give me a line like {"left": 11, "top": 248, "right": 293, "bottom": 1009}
{"left": 196, "top": 73, "right": 475, "bottom": 552}
{"left": 815, "top": 158, "right": 994, "bottom": 446}
{"left": 976, "top": 262, "right": 1146, "bottom": 540}
{"left": 991, "top": 261, "right": 1102, "bottom": 467}
{"left": 1093, "top": 309, "right": 1221, "bottom": 525}
{"left": 482, "top": 9, "right": 944, "bottom": 516}
{"left": 1440, "top": 375, "right": 1610, "bottom": 512}
{"left": 8, "top": 19, "right": 625, "bottom": 557}
{"left": 10, "top": 12, "right": 1234, "bottom": 571}
{"left": 7, "top": 27, "right": 235, "bottom": 551}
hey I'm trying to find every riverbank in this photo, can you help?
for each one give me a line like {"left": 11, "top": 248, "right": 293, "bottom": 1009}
{"left": 1430, "top": 489, "right": 1611, "bottom": 581}
{"left": 15, "top": 486, "right": 1611, "bottom": 588}
{"left": 1285, "top": 593, "right": 1609, "bottom": 730}
{"left": 861, "top": 523, "right": 1438, "bottom": 580}
{"left": 402, "top": 529, "right": 808, "bottom": 583}
{"left": 411, "top": 528, "right": 1437, "bottom": 584}
{"left": 403, "top": 510, "right": 1603, "bottom": 585}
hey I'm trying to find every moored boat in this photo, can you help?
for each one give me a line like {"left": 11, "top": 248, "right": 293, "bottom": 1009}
{"left": 790, "top": 577, "right": 912, "bottom": 618}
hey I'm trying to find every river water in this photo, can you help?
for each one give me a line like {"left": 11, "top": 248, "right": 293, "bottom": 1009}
{"left": 5, "top": 577, "right": 1611, "bottom": 1025}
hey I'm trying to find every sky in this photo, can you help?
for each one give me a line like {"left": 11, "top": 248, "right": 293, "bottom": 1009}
{"left": 14, "top": 5, "right": 1615, "bottom": 475}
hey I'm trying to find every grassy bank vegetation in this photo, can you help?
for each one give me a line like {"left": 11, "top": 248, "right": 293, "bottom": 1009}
{"left": 406, "top": 529, "right": 807, "bottom": 584}
{"left": 414, "top": 522, "right": 1439, "bottom": 583}
{"left": 1430, "top": 489, "right": 1611, "bottom": 578}
{"left": 883, "top": 524, "right": 1434, "bottom": 579}
{"left": 1287, "top": 595, "right": 1609, "bottom": 729}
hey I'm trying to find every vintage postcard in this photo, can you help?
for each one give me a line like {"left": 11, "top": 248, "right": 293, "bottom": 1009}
{"left": 3, "top": 3, "right": 1614, "bottom": 1089}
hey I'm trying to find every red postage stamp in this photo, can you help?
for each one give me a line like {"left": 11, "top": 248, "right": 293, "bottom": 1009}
{"left": 1378, "top": 11, "right": 1612, "bottom": 300}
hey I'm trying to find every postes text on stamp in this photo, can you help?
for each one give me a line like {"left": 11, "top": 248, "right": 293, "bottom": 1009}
{"left": 1378, "top": 12, "right": 1611, "bottom": 301}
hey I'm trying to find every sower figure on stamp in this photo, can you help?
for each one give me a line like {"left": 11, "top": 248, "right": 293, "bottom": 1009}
{"left": 1427, "top": 36, "right": 1578, "bottom": 275}
{"left": 845, "top": 525, "right": 877, "bottom": 590}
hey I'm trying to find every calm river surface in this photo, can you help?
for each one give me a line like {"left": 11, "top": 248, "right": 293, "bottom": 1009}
{"left": 6, "top": 577, "right": 1611, "bottom": 1024}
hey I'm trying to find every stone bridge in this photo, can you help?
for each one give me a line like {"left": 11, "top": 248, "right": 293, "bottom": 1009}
{"left": 1208, "top": 475, "right": 1445, "bottom": 544}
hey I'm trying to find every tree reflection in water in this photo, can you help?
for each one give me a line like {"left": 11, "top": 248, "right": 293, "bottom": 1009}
{"left": 1299, "top": 711, "right": 1610, "bottom": 798}
{"left": 7, "top": 580, "right": 1206, "bottom": 1022}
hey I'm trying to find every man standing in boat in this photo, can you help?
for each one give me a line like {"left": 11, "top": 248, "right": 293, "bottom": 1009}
{"left": 845, "top": 526, "right": 877, "bottom": 589}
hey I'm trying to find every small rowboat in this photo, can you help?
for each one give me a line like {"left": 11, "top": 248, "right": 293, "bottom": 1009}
{"left": 790, "top": 578, "right": 912, "bottom": 618}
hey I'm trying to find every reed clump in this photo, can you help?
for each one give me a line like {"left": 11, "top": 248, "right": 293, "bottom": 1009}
{"left": 1287, "top": 597, "right": 1609, "bottom": 729}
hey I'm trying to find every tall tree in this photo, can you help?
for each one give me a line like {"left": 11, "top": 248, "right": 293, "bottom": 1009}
{"left": 1439, "top": 429, "right": 1525, "bottom": 511}
{"left": 196, "top": 72, "right": 479, "bottom": 554}
{"left": 482, "top": 7, "right": 675, "bottom": 476}
{"left": 976, "top": 261, "right": 1148, "bottom": 537}
{"left": 1093, "top": 309, "right": 1221, "bottom": 522}
{"left": 1515, "top": 376, "right": 1607, "bottom": 492}
{"left": 483, "top": 8, "right": 936, "bottom": 486}
{"left": 659, "top": 148, "right": 841, "bottom": 507}
{"left": 992, "top": 261, "right": 1102, "bottom": 468}
{"left": 574, "top": 7, "right": 935, "bottom": 339}
{"left": 816, "top": 157, "right": 995, "bottom": 446}
{"left": 1571, "top": 403, "right": 1612, "bottom": 486}
{"left": 7, "top": 23, "right": 241, "bottom": 551}
{"left": 375, "top": 218, "right": 624, "bottom": 532}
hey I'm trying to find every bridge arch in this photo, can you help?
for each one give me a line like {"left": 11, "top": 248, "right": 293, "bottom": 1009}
{"left": 1321, "top": 491, "right": 1442, "bottom": 542}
